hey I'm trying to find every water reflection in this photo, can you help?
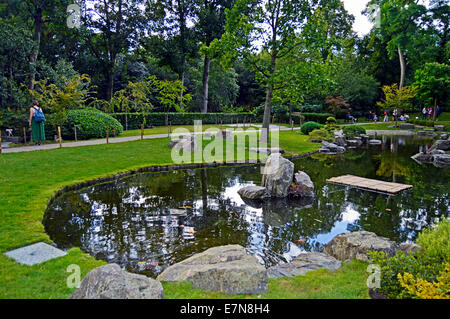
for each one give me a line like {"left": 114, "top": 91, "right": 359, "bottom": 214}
{"left": 44, "top": 135, "right": 449, "bottom": 277}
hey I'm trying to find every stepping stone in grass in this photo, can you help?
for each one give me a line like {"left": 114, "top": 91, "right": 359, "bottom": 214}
{"left": 4, "top": 242, "right": 67, "bottom": 266}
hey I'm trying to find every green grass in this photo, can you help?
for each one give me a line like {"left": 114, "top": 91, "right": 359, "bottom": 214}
{"left": 162, "top": 259, "right": 369, "bottom": 299}
{"left": 0, "top": 130, "right": 370, "bottom": 299}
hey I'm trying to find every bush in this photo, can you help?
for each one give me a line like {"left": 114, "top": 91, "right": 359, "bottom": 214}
{"left": 326, "top": 117, "right": 337, "bottom": 124}
{"left": 417, "top": 218, "right": 450, "bottom": 262}
{"left": 48, "top": 108, "right": 124, "bottom": 140}
{"left": 343, "top": 125, "right": 366, "bottom": 139}
{"left": 301, "top": 104, "right": 323, "bottom": 113}
{"left": 368, "top": 217, "right": 450, "bottom": 299}
{"left": 300, "top": 121, "right": 324, "bottom": 135}
{"left": 309, "top": 128, "right": 334, "bottom": 142}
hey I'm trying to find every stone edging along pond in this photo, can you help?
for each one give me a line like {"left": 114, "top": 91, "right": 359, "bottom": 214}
{"left": 45, "top": 150, "right": 320, "bottom": 212}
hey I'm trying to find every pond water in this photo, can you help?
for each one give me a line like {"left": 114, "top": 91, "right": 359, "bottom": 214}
{"left": 44, "top": 135, "right": 449, "bottom": 278}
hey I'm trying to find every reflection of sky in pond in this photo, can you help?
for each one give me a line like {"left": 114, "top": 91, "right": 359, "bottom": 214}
{"left": 44, "top": 135, "right": 449, "bottom": 278}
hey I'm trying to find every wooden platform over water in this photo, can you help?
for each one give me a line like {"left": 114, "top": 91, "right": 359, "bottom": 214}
{"left": 326, "top": 175, "right": 413, "bottom": 195}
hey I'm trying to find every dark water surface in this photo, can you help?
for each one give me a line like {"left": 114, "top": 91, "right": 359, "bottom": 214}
{"left": 44, "top": 135, "right": 449, "bottom": 277}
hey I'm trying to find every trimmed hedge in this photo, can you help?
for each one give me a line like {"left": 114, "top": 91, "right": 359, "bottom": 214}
{"left": 111, "top": 112, "right": 256, "bottom": 129}
{"left": 300, "top": 121, "right": 324, "bottom": 135}
{"left": 44, "top": 108, "right": 123, "bottom": 140}
{"left": 294, "top": 113, "right": 334, "bottom": 124}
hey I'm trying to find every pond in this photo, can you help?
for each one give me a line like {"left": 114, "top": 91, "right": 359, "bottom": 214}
{"left": 44, "top": 135, "right": 449, "bottom": 278}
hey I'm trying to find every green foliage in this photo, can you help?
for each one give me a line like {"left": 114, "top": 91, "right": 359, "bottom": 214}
{"left": 376, "top": 83, "right": 418, "bottom": 112}
{"left": 112, "top": 112, "right": 255, "bottom": 129}
{"left": 300, "top": 121, "right": 324, "bottom": 135}
{"left": 417, "top": 218, "right": 450, "bottom": 263}
{"left": 326, "top": 117, "right": 337, "bottom": 124}
{"left": 309, "top": 128, "right": 334, "bottom": 142}
{"left": 301, "top": 113, "right": 334, "bottom": 124}
{"left": 368, "top": 250, "right": 444, "bottom": 299}
{"left": 414, "top": 62, "right": 450, "bottom": 109}
{"left": 342, "top": 125, "right": 366, "bottom": 139}
{"left": 301, "top": 104, "right": 324, "bottom": 113}
{"left": 58, "top": 108, "right": 123, "bottom": 140}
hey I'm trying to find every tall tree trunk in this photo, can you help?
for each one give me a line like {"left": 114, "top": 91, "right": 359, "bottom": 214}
{"left": 201, "top": 56, "right": 211, "bottom": 114}
{"left": 260, "top": 54, "right": 277, "bottom": 144}
{"left": 28, "top": 8, "right": 43, "bottom": 90}
{"left": 106, "top": 70, "right": 114, "bottom": 101}
{"left": 179, "top": 58, "right": 186, "bottom": 108}
{"left": 433, "top": 96, "right": 437, "bottom": 121}
{"left": 398, "top": 46, "right": 405, "bottom": 89}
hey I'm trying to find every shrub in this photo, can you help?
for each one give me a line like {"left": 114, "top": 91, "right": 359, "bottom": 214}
{"left": 300, "top": 104, "right": 323, "bottom": 113}
{"left": 326, "top": 117, "right": 337, "bottom": 124}
{"left": 309, "top": 128, "right": 334, "bottom": 142}
{"left": 417, "top": 218, "right": 450, "bottom": 262}
{"left": 56, "top": 108, "right": 123, "bottom": 140}
{"left": 398, "top": 263, "right": 450, "bottom": 299}
{"left": 368, "top": 218, "right": 450, "bottom": 299}
{"left": 300, "top": 121, "right": 324, "bottom": 135}
{"left": 343, "top": 125, "right": 366, "bottom": 139}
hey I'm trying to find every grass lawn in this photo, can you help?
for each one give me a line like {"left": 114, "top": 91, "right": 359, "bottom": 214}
{"left": 0, "top": 129, "right": 370, "bottom": 299}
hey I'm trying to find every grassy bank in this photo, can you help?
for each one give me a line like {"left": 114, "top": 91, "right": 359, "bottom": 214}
{"left": 0, "top": 130, "right": 369, "bottom": 299}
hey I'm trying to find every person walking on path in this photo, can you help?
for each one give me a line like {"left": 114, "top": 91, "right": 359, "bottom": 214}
{"left": 436, "top": 105, "right": 441, "bottom": 121}
{"left": 383, "top": 110, "right": 389, "bottom": 122}
{"left": 422, "top": 107, "right": 427, "bottom": 120}
{"left": 29, "top": 100, "right": 46, "bottom": 146}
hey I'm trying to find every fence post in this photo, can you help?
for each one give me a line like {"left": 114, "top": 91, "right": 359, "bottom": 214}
{"left": 74, "top": 125, "right": 77, "bottom": 142}
{"left": 106, "top": 126, "right": 109, "bottom": 144}
{"left": 141, "top": 124, "right": 144, "bottom": 140}
{"left": 58, "top": 126, "right": 62, "bottom": 148}
{"left": 0, "top": 129, "right": 2, "bottom": 154}
{"left": 23, "top": 127, "right": 27, "bottom": 145}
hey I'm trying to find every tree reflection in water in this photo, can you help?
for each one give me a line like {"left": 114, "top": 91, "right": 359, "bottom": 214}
{"left": 44, "top": 135, "right": 449, "bottom": 278}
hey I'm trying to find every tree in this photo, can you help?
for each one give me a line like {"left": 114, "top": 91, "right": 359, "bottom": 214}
{"left": 195, "top": 0, "right": 236, "bottom": 113}
{"left": 154, "top": 79, "right": 192, "bottom": 126}
{"left": 220, "top": 0, "right": 311, "bottom": 143}
{"left": 325, "top": 96, "right": 349, "bottom": 118}
{"left": 83, "top": 0, "right": 149, "bottom": 100}
{"left": 414, "top": 62, "right": 450, "bottom": 119}
{"left": 376, "top": 83, "right": 418, "bottom": 126}
{"left": 370, "top": 0, "right": 427, "bottom": 89}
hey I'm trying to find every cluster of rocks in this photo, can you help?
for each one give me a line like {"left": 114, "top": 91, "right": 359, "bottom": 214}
{"left": 318, "top": 130, "right": 381, "bottom": 155}
{"left": 70, "top": 231, "right": 422, "bottom": 298}
{"left": 411, "top": 136, "right": 450, "bottom": 168}
{"left": 237, "top": 153, "right": 314, "bottom": 201}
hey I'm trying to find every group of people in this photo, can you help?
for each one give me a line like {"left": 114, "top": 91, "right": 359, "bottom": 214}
{"left": 421, "top": 105, "right": 441, "bottom": 121}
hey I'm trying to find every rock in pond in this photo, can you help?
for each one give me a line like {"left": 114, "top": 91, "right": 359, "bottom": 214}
{"left": 157, "top": 245, "right": 268, "bottom": 295}
{"left": 429, "top": 139, "right": 450, "bottom": 152}
{"left": 237, "top": 186, "right": 270, "bottom": 200}
{"left": 433, "top": 154, "right": 450, "bottom": 168}
{"left": 435, "top": 125, "right": 445, "bottom": 131}
{"left": 249, "top": 147, "right": 285, "bottom": 155}
{"left": 261, "top": 153, "right": 295, "bottom": 198}
{"left": 267, "top": 252, "right": 342, "bottom": 278}
{"left": 318, "top": 141, "right": 346, "bottom": 154}
{"left": 399, "top": 123, "right": 415, "bottom": 130}
{"left": 411, "top": 152, "right": 434, "bottom": 164}
{"left": 368, "top": 139, "right": 382, "bottom": 145}
{"left": 324, "top": 231, "right": 399, "bottom": 262}
{"left": 334, "top": 130, "right": 347, "bottom": 147}
{"left": 70, "top": 264, "right": 164, "bottom": 299}
{"left": 289, "top": 171, "right": 314, "bottom": 198}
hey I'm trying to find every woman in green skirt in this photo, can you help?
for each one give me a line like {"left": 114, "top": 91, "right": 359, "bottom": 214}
{"left": 28, "top": 100, "right": 46, "bottom": 146}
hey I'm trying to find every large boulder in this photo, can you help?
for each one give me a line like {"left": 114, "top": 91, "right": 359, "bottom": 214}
{"left": 318, "top": 141, "right": 346, "bottom": 154}
{"left": 334, "top": 130, "right": 347, "bottom": 147}
{"left": 261, "top": 153, "right": 295, "bottom": 198}
{"left": 238, "top": 186, "right": 270, "bottom": 200}
{"left": 324, "top": 231, "right": 399, "bottom": 262}
{"left": 70, "top": 264, "right": 164, "bottom": 299}
{"left": 267, "top": 252, "right": 342, "bottom": 278}
{"left": 433, "top": 154, "right": 450, "bottom": 168}
{"left": 368, "top": 139, "right": 382, "bottom": 145}
{"left": 157, "top": 245, "right": 268, "bottom": 295}
{"left": 289, "top": 171, "right": 314, "bottom": 198}
{"left": 434, "top": 125, "right": 445, "bottom": 131}
{"left": 411, "top": 152, "right": 434, "bottom": 164}
{"left": 429, "top": 139, "right": 450, "bottom": 152}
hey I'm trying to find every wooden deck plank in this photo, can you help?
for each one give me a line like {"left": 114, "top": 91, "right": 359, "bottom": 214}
{"left": 326, "top": 175, "right": 413, "bottom": 195}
